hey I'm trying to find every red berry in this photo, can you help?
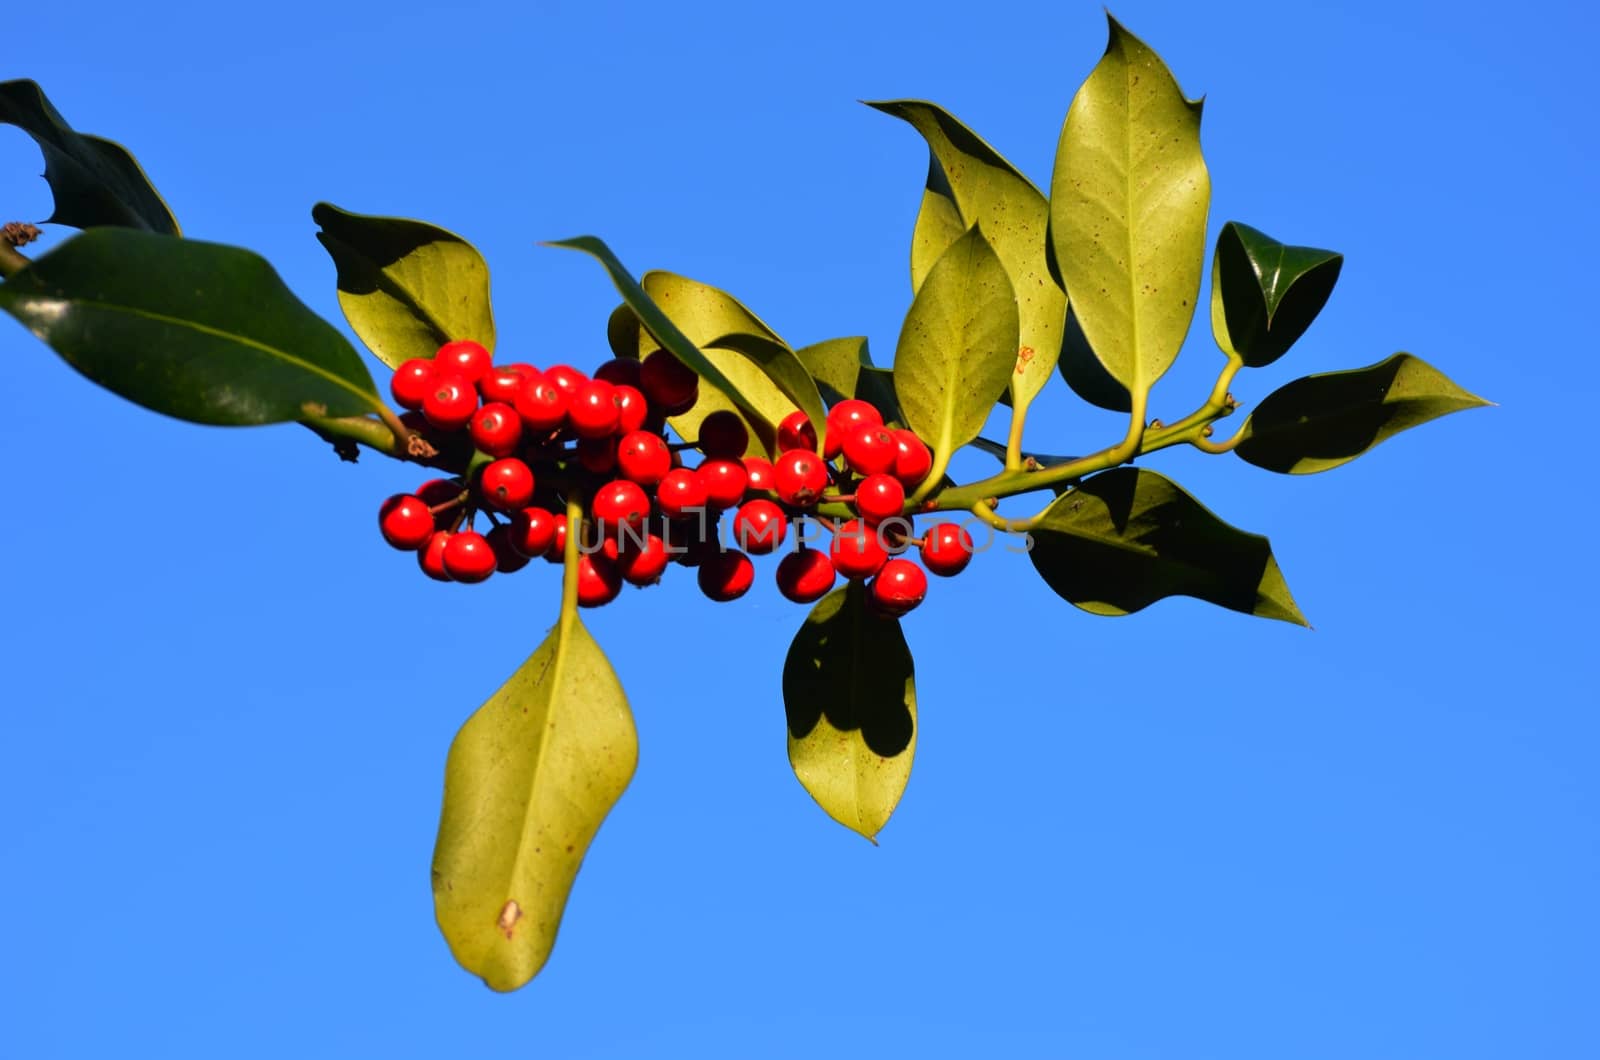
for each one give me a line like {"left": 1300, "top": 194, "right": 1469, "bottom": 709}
{"left": 773, "top": 449, "right": 829, "bottom": 507}
{"left": 594, "top": 358, "right": 643, "bottom": 388}
{"left": 416, "top": 479, "right": 463, "bottom": 527}
{"left": 776, "top": 548, "right": 836, "bottom": 603}
{"left": 422, "top": 374, "right": 478, "bottom": 431}
{"left": 640, "top": 350, "right": 699, "bottom": 414}
{"left": 842, "top": 423, "right": 897, "bottom": 477}
{"left": 743, "top": 455, "right": 774, "bottom": 495}
{"left": 666, "top": 515, "right": 719, "bottom": 567}
{"left": 828, "top": 398, "right": 882, "bottom": 434}
{"left": 892, "top": 429, "right": 933, "bottom": 487}
{"left": 569, "top": 379, "right": 621, "bottom": 439}
{"left": 544, "top": 364, "right": 589, "bottom": 398}
{"left": 922, "top": 522, "right": 974, "bottom": 576}
{"left": 469, "top": 401, "right": 522, "bottom": 457}
{"left": 576, "top": 552, "right": 623, "bottom": 608}
{"left": 436, "top": 340, "right": 492, "bottom": 384}
{"left": 613, "top": 385, "right": 650, "bottom": 435}
{"left": 593, "top": 480, "right": 651, "bottom": 536}
{"left": 617, "top": 533, "right": 669, "bottom": 586}
{"left": 544, "top": 513, "right": 569, "bottom": 563}
{"left": 733, "top": 499, "right": 787, "bottom": 554}
{"left": 830, "top": 518, "right": 888, "bottom": 579}
{"left": 509, "top": 507, "right": 558, "bottom": 558}
{"left": 657, "top": 467, "right": 709, "bottom": 520}
{"left": 443, "top": 530, "right": 496, "bottom": 583}
{"left": 478, "top": 458, "right": 535, "bottom": 511}
{"left": 617, "top": 430, "right": 672, "bottom": 486}
{"left": 515, "top": 376, "right": 568, "bottom": 432}
{"left": 698, "top": 410, "right": 749, "bottom": 458}
{"left": 478, "top": 365, "right": 528, "bottom": 405}
{"left": 390, "top": 358, "right": 436, "bottom": 410}
{"left": 697, "top": 458, "right": 749, "bottom": 510}
{"left": 698, "top": 548, "right": 754, "bottom": 602}
{"left": 777, "top": 410, "right": 817, "bottom": 453}
{"left": 870, "top": 558, "right": 927, "bottom": 616}
{"left": 577, "top": 436, "right": 618, "bottom": 474}
{"left": 418, "top": 531, "right": 453, "bottom": 581}
{"left": 486, "top": 524, "right": 531, "bottom": 573}
{"left": 379, "top": 494, "right": 434, "bottom": 551}
{"left": 855, "top": 473, "right": 905, "bottom": 524}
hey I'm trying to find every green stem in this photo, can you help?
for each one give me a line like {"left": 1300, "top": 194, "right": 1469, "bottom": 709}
{"left": 300, "top": 413, "right": 404, "bottom": 457}
{"left": 1004, "top": 392, "right": 1029, "bottom": 471}
{"left": 968, "top": 500, "right": 1043, "bottom": 534}
{"left": 561, "top": 497, "right": 584, "bottom": 620}
{"left": 0, "top": 244, "right": 29, "bottom": 279}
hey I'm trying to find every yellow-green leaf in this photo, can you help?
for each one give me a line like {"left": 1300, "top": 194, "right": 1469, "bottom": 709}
{"left": 1049, "top": 15, "right": 1210, "bottom": 400}
{"left": 782, "top": 584, "right": 917, "bottom": 841}
{"left": 432, "top": 528, "right": 638, "bottom": 992}
{"left": 313, "top": 203, "right": 495, "bottom": 369}
{"left": 870, "top": 101, "right": 1066, "bottom": 409}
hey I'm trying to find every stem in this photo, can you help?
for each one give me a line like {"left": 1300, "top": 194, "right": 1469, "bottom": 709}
{"left": 968, "top": 500, "right": 1043, "bottom": 534}
{"left": 1004, "top": 393, "right": 1029, "bottom": 471}
{"left": 0, "top": 244, "right": 29, "bottom": 279}
{"left": 561, "top": 497, "right": 584, "bottom": 619}
{"left": 300, "top": 413, "right": 403, "bottom": 456}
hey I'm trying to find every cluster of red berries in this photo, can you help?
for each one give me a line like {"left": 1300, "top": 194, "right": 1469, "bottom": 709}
{"left": 375, "top": 339, "right": 975, "bottom": 615}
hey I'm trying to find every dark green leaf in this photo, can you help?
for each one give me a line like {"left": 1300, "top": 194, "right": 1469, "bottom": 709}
{"left": 312, "top": 203, "right": 495, "bottom": 369}
{"left": 869, "top": 100, "right": 1066, "bottom": 409}
{"left": 606, "top": 303, "right": 641, "bottom": 361}
{"left": 433, "top": 532, "right": 638, "bottom": 992}
{"left": 1234, "top": 353, "right": 1489, "bottom": 474}
{"left": 0, "top": 228, "right": 380, "bottom": 424}
{"left": 1049, "top": 15, "right": 1209, "bottom": 400}
{"left": 1058, "top": 304, "right": 1133, "bottom": 412}
{"left": 783, "top": 583, "right": 917, "bottom": 841}
{"left": 893, "top": 225, "right": 1019, "bottom": 466}
{"left": 0, "top": 79, "right": 179, "bottom": 235}
{"left": 1210, "top": 221, "right": 1342, "bottom": 367}
{"left": 1029, "top": 467, "right": 1308, "bottom": 625}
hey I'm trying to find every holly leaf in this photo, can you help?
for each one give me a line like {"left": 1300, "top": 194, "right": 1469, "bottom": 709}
{"left": 1029, "top": 467, "right": 1308, "bottom": 625}
{"left": 0, "top": 79, "right": 180, "bottom": 235}
{"left": 0, "top": 228, "right": 380, "bottom": 424}
{"left": 1049, "top": 15, "right": 1209, "bottom": 401}
{"left": 1234, "top": 353, "right": 1489, "bottom": 474}
{"left": 783, "top": 583, "right": 917, "bottom": 841}
{"left": 312, "top": 203, "right": 495, "bottom": 369}
{"left": 1211, "top": 221, "right": 1342, "bottom": 367}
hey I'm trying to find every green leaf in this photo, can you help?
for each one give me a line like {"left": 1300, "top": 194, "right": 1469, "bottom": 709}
{"left": 312, "top": 202, "right": 495, "bottom": 370}
{"left": 546, "top": 238, "right": 793, "bottom": 453}
{"left": 893, "top": 225, "right": 1019, "bottom": 463}
{"left": 1210, "top": 222, "right": 1342, "bottom": 367}
{"left": 795, "top": 336, "right": 905, "bottom": 426}
{"left": 1049, "top": 15, "right": 1210, "bottom": 401}
{"left": 432, "top": 572, "right": 638, "bottom": 992}
{"left": 606, "top": 303, "right": 641, "bottom": 361}
{"left": 0, "top": 79, "right": 180, "bottom": 235}
{"left": 782, "top": 583, "right": 917, "bottom": 841}
{"left": 1029, "top": 467, "right": 1308, "bottom": 626}
{"left": 704, "top": 332, "right": 828, "bottom": 454}
{"left": 1233, "top": 353, "right": 1489, "bottom": 474}
{"left": 1058, "top": 304, "right": 1132, "bottom": 412}
{"left": 0, "top": 228, "right": 380, "bottom": 424}
{"left": 869, "top": 101, "right": 1067, "bottom": 409}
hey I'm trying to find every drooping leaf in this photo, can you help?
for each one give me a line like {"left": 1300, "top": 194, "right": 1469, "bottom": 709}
{"left": 782, "top": 583, "right": 917, "bottom": 841}
{"left": 1049, "top": 15, "right": 1210, "bottom": 400}
{"left": 893, "top": 225, "right": 1019, "bottom": 463}
{"left": 0, "top": 228, "right": 380, "bottom": 424}
{"left": 1233, "top": 353, "right": 1489, "bottom": 474}
{"left": 312, "top": 203, "right": 495, "bottom": 369}
{"left": 704, "top": 332, "right": 828, "bottom": 455}
{"left": 0, "top": 79, "right": 180, "bottom": 235}
{"left": 1058, "top": 304, "right": 1133, "bottom": 412}
{"left": 870, "top": 101, "right": 1067, "bottom": 409}
{"left": 1210, "top": 221, "right": 1342, "bottom": 367}
{"left": 432, "top": 540, "right": 638, "bottom": 993}
{"left": 547, "top": 238, "right": 793, "bottom": 454}
{"left": 1029, "top": 467, "right": 1308, "bottom": 625}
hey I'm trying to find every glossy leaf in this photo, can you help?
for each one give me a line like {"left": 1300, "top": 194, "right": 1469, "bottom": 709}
{"left": 893, "top": 225, "right": 1019, "bottom": 462}
{"left": 312, "top": 203, "right": 495, "bottom": 369}
{"left": 1029, "top": 467, "right": 1308, "bottom": 626}
{"left": 547, "top": 238, "right": 793, "bottom": 454}
{"left": 0, "top": 79, "right": 180, "bottom": 235}
{"left": 432, "top": 561, "right": 638, "bottom": 992}
{"left": 783, "top": 583, "right": 917, "bottom": 841}
{"left": 1234, "top": 353, "right": 1489, "bottom": 474}
{"left": 870, "top": 101, "right": 1066, "bottom": 408}
{"left": 0, "top": 228, "right": 380, "bottom": 424}
{"left": 1210, "top": 221, "right": 1342, "bottom": 367}
{"left": 1049, "top": 15, "right": 1210, "bottom": 400}
{"left": 705, "top": 332, "right": 828, "bottom": 454}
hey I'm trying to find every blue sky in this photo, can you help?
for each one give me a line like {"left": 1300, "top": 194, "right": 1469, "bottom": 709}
{"left": 3, "top": 0, "right": 1596, "bottom": 1056}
